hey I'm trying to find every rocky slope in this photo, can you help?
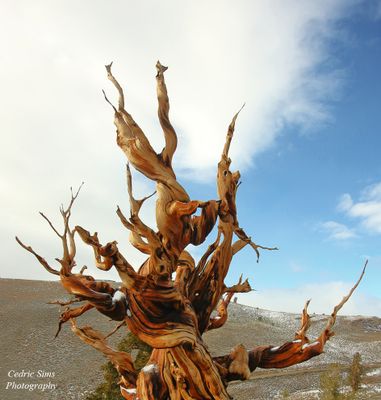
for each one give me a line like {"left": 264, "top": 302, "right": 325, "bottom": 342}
{"left": 1, "top": 279, "right": 380, "bottom": 399}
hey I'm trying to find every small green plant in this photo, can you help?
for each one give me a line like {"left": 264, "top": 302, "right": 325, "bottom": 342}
{"left": 348, "top": 352, "right": 363, "bottom": 393}
{"left": 320, "top": 363, "right": 344, "bottom": 400}
{"left": 86, "top": 361, "right": 123, "bottom": 400}
{"left": 319, "top": 355, "right": 364, "bottom": 400}
{"left": 281, "top": 388, "right": 290, "bottom": 398}
{"left": 86, "top": 332, "right": 152, "bottom": 400}
{"left": 118, "top": 333, "right": 152, "bottom": 370}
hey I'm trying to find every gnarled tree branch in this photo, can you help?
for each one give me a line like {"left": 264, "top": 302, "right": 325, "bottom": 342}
{"left": 17, "top": 62, "right": 367, "bottom": 400}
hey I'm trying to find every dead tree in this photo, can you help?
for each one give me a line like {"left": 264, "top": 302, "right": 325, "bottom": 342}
{"left": 17, "top": 61, "right": 366, "bottom": 400}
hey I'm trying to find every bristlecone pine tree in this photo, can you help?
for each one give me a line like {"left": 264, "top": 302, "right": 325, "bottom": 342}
{"left": 17, "top": 61, "right": 367, "bottom": 400}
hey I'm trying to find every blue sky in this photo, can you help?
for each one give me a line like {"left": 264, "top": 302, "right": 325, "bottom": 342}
{"left": 223, "top": 7, "right": 381, "bottom": 314}
{"left": 182, "top": 4, "right": 381, "bottom": 315}
{"left": 0, "top": 1, "right": 380, "bottom": 316}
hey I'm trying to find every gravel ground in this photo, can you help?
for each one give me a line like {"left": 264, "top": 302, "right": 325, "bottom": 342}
{"left": 1, "top": 279, "right": 380, "bottom": 400}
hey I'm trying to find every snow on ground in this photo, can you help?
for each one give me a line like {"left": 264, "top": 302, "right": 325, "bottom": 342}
{"left": 366, "top": 368, "right": 381, "bottom": 377}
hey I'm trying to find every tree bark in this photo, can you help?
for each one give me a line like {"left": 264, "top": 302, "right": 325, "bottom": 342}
{"left": 17, "top": 62, "right": 366, "bottom": 400}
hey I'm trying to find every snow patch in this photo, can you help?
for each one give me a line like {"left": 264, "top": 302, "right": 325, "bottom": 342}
{"left": 142, "top": 364, "right": 158, "bottom": 373}
{"left": 302, "top": 341, "right": 319, "bottom": 350}
{"left": 112, "top": 290, "right": 126, "bottom": 304}
{"left": 367, "top": 368, "right": 381, "bottom": 377}
{"left": 301, "top": 389, "right": 320, "bottom": 395}
{"left": 121, "top": 386, "right": 137, "bottom": 394}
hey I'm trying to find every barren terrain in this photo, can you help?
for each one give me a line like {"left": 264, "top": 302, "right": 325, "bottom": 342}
{"left": 1, "top": 279, "right": 380, "bottom": 399}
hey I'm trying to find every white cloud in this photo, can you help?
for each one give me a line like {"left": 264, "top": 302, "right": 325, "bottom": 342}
{"left": 239, "top": 281, "right": 381, "bottom": 317}
{"left": 0, "top": 0, "right": 360, "bottom": 280}
{"left": 338, "top": 182, "right": 381, "bottom": 234}
{"left": 0, "top": 1, "right": 356, "bottom": 176}
{"left": 320, "top": 220, "right": 357, "bottom": 240}
{"left": 361, "top": 182, "right": 381, "bottom": 201}
{"left": 337, "top": 193, "right": 354, "bottom": 212}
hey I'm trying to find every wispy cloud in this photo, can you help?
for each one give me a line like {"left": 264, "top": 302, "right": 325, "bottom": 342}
{"left": 0, "top": 0, "right": 360, "bottom": 280}
{"left": 320, "top": 220, "right": 357, "bottom": 240}
{"left": 338, "top": 182, "right": 381, "bottom": 234}
{"left": 0, "top": 1, "right": 357, "bottom": 180}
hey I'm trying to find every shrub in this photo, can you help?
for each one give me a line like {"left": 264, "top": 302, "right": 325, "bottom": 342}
{"left": 320, "top": 363, "right": 343, "bottom": 400}
{"left": 86, "top": 332, "right": 152, "bottom": 400}
{"left": 348, "top": 352, "right": 363, "bottom": 393}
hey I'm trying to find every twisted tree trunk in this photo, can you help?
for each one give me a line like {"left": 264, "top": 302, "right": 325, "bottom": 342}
{"left": 17, "top": 61, "right": 366, "bottom": 400}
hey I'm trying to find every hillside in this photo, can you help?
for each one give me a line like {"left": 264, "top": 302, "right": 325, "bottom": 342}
{"left": 0, "top": 279, "right": 380, "bottom": 399}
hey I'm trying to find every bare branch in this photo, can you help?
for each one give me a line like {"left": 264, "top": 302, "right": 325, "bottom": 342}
{"left": 156, "top": 60, "right": 177, "bottom": 166}
{"left": 60, "top": 183, "right": 84, "bottom": 221}
{"left": 48, "top": 298, "right": 83, "bottom": 306}
{"left": 75, "top": 226, "right": 114, "bottom": 271}
{"left": 122, "top": 164, "right": 161, "bottom": 251}
{"left": 116, "top": 206, "right": 152, "bottom": 254}
{"left": 15, "top": 237, "right": 60, "bottom": 276}
{"left": 75, "top": 225, "right": 138, "bottom": 288}
{"left": 234, "top": 226, "right": 278, "bottom": 261}
{"left": 39, "top": 212, "right": 62, "bottom": 238}
{"left": 195, "top": 230, "right": 222, "bottom": 276}
{"left": 79, "top": 265, "right": 87, "bottom": 274}
{"left": 206, "top": 292, "right": 235, "bottom": 331}
{"left": 232, "top": 239, "right": 249, "bottom": 255}
{"left": 70, "top": 319, "right": 137, "bottom": 386}
{"left": 222, "top": 104, "right": 245, "bottom": 159}
{"left": 295, "top": 299, "right": 311, "bottom": 341}
{"left": 105, "top": 62, "right": 125, "bottom": 110}
{"left": 320, "top": 260, "right": 367, "bottom": 342}
{"left": 51, "top": 183, "right": 84, "bottom": 274}
{"left": 102, "top": 89, "right": 117, "bottom": 113}
{"left": 55, "top": 303, "right": 94, "bottom": 338}
{"left": 224, "top": 274, "right": 251, "bottom": 294}
{"left": 126, "top": 163, "right": 156, "bottom": 216}
{"left": 104, "top": 320, "right": 126, "bottom": 339}
{"left": 116, "top": 206, "right": 134, "bottom": 230}
{"left": 245, "top": 263, "right": 367, "bottom": 371}
{"left": 105, "top": 63, "right": 155, "bottom": 160}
